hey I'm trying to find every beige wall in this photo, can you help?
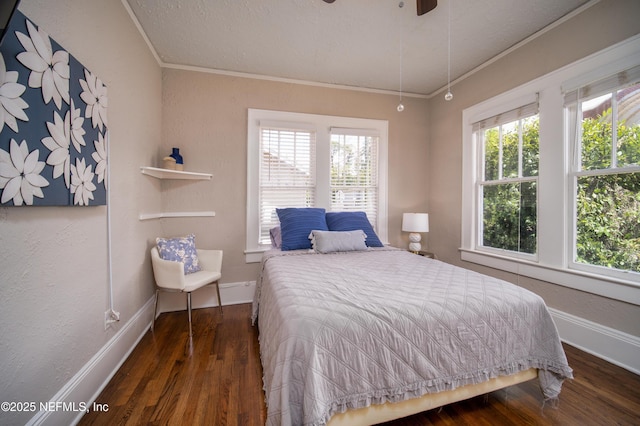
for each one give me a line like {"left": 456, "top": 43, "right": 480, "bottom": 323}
{"left": 428, "top": 0, "right": 640, "bottom": 336}
{"left": 160, "top": 69, "right": 430, "bottom": 283}
{"left": 0, "top": 1, "right": 162, "bottom": 424}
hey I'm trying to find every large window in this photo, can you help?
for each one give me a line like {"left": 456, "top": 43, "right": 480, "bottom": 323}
{"left": 461, "top": 37, "right": 640, "bottom": 304}
{"left": 247, "top": 109, "right": 388, "bottom": 261}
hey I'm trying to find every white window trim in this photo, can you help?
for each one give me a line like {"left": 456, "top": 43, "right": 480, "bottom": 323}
{"left": 246, "top": 109, "right": 388, "bottom": 263}
{"left": 462, "top": 35, "right": 640, "bottom": 306}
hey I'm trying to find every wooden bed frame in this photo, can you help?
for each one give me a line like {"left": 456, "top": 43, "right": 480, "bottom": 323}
{"left": 327, "top": 368, "right": 537, "bottom": 425}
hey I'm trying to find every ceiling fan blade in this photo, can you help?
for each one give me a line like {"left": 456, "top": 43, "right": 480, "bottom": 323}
{"left": 417, "top": 0, "right": 437, "bottom": 15}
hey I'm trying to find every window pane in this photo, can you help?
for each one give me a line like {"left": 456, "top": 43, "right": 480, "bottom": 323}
{"left": 581, "top": 93, "right": 613, "bottom": 170}
{"left": 576, "top": 173, "right": 640, "bottom": 273}
{"left": 330, "top": 134, "right": 377, "bottom": 186}
{"left": 483, "top": 127, "right": 499, "bottom": 181}
{"left": 331, "top": 188, "right": 377, "bottom": 220}
{"left": 482, "top": 181, "right": 537, "bottom": 254}
{"left": 502, "top": 122, "right": 519, "bottom": 178}
{"left": 520, "top": 181, "right": 538, "bottom": 254}
{"left": 261, "top": 129, "right": 314, "bottom": 185}
{"left": 522, "top": 116, "right": 539, "bottom": 177}
{"left": 482, "top": 115, "right": 539, "bottom": 181}
{"left": 616, "top": 83, "right": 640, "bottom": 168}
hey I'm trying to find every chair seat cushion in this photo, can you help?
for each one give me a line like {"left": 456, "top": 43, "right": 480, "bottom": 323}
{"left": 183, "top": 270, "right": 222, "bottom": 292}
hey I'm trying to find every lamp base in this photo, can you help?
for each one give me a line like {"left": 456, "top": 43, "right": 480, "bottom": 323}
{"left": 408, "top": 233, "right": 422, "bottom": 253}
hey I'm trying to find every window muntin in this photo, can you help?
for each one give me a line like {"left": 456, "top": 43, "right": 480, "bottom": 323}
{"left": 482, "top": 180, "right": 537, "bottom": 254}
{"left": 476, "top": 109, "right": 539, "bottom": 256}
{"left": 570, "top": 81, "right": 640, "bottom": 274}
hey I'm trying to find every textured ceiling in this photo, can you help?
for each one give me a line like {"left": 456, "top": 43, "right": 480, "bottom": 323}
{"left": 125, "top": 0, "right": 593, "bottom": 97}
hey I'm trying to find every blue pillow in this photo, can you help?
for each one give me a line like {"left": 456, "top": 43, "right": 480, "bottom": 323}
{"left": 325, "top": 211, "right": 384, "bottom": 247}
{"left": 156, "top": 233, "right": 201, "bottom": 274}
{"left": 276, "top": 208, "right": 328, "bottom": 250}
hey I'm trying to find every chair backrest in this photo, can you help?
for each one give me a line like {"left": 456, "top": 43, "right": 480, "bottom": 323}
{"left": 150, "top": 246, "right": 186, "bottom": 291}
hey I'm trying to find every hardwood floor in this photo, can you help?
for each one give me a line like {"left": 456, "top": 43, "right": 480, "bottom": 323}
{"left": 78, "top": 304, "right": 640, "bottom": 426}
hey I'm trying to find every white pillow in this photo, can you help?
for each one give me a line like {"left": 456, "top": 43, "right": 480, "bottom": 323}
{"left": 308, "top": 230, "right": 368, "bottom": 253}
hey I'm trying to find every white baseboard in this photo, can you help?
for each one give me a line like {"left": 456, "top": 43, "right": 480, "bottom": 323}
{"left": 549, "top": 307, "right": 640, "bottom": 375}
{"left": 155, "top": 280, "right": 256, "bottom": 314}
{"left": 26, "top": 297, "right": 155, "bottom": 426}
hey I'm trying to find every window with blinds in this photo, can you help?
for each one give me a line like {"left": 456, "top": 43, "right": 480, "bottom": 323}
{"left": 247, "top": 109, "right": 388, "bottom": 260}
{"left": 461, "top": 40, "right": 640, "bottom": 301}
{"left": 258, "top": 125, "right": 316, "bottom": 245}
{"left": 329, "top": 128, "right": 379, "bottom": 228}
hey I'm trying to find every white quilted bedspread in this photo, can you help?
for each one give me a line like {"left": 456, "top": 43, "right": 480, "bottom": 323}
{"left": 252, "top": 248, "right": 573, "bottom": 426}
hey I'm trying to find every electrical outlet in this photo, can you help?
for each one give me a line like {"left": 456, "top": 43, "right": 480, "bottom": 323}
{"left": 104, "top": 309, "right": 121, "bottom": 329}
{"left": 104, "top": 310, "right": 111, "bottom": 329}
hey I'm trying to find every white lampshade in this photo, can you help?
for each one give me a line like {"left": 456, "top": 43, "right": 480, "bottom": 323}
{"left": 402, "top": 213, "right": 429, "bottom": 233}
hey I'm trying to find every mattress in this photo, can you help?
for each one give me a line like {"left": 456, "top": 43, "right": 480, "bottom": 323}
{"left": 252, "top": 247, "right": 573, "bottom": 426}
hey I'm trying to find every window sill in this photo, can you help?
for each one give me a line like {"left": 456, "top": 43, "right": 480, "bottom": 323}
{"left": 459, "top": 249, "right": 640, "bottom": 306}
{"left": 245, "top": 248, "right": 268, "bottom": 263}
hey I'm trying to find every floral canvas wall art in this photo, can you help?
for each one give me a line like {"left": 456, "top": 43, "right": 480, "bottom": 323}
{"left": 0, "top": 10, "right": 108, "bottom": 206}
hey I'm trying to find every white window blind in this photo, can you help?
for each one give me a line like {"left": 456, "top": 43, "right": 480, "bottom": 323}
{"left": 329, "top": 128, "right": 379, "bottom": 228}
{"left": 258, "top": 123, "right": 316, "bottom": 245}
{"left": 472, "top": 100, "right": 539, "bottom": 132}
{"left": 563, "top": 64, "right": 640, "bottom": 106}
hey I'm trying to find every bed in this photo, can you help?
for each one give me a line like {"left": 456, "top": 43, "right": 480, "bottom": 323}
{"left": 252, "top": 245, "right": 573, "bottom": 426}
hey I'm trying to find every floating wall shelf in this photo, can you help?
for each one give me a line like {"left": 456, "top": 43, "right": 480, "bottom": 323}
{"left": 140, "top": 166, "right": 212, "bottom": 180}
{"left": 140, "top": 166, "right": 214, "bottom": 220}
{"left": 139, "top": 211, "right": 216, "bottom": 221}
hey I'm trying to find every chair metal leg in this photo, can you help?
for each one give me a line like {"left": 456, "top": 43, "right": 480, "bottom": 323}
{"left": 215, "top": 281, "right": 223, "bottom": 317}
{"left": 187, "top": 291, "right": 193, "bottom": 337}
{"left": 151, "top": 289, "right": 159, "bottom": 332}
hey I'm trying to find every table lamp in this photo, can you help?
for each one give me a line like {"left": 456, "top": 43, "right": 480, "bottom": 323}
{"left": 402, "top": 213, "right": 429, "bottom": 252}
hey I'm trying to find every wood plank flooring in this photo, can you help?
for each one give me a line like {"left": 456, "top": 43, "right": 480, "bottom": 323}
{"left": 78, "top": 304, "right": 640, "bottom": 425}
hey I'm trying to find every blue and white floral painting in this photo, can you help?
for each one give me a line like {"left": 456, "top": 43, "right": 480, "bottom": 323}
{"left": 0, "top": 10, "right": 108, "bottom": 206}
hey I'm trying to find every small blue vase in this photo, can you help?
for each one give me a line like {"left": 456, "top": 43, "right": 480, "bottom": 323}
{"left": 170, "top": 147, "right": 183, "bottom": 165}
